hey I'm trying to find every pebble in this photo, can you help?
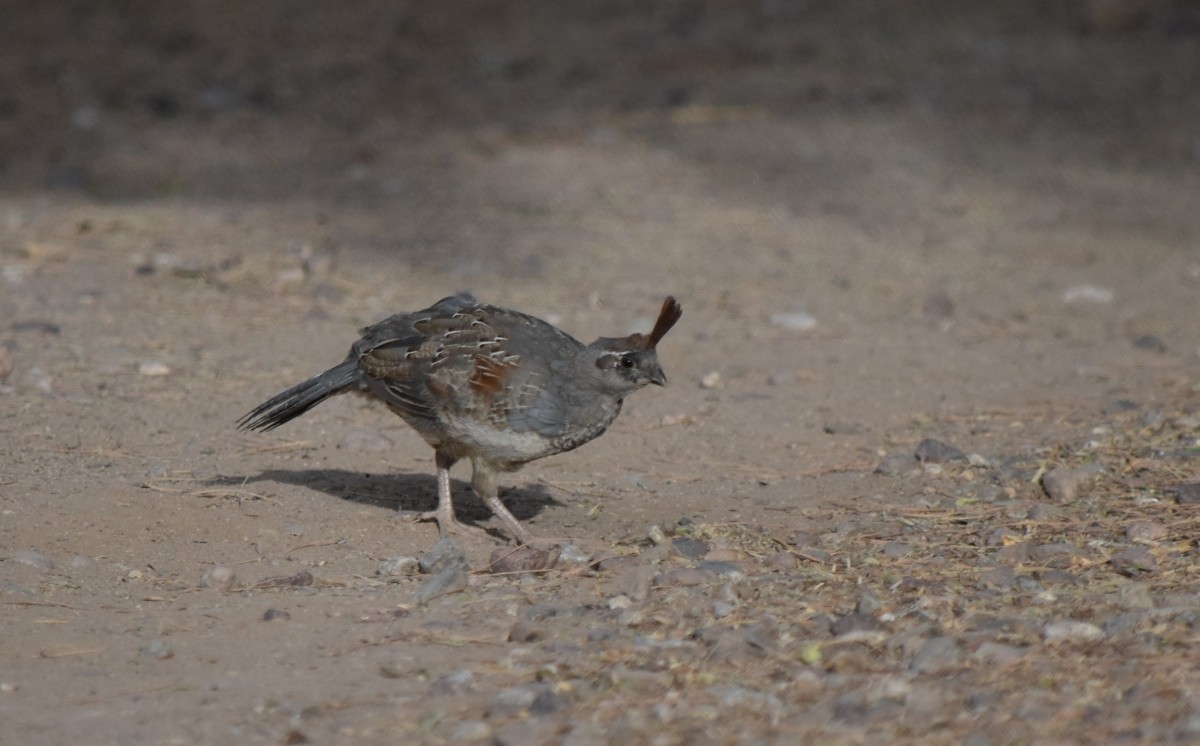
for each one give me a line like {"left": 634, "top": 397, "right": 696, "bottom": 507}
{"left": 769, "top": 311, "right": 818, "bottom": 331}
{"left": 765, "top": 551, "right": 797, "bottom": 570}
{"left": 831, "top": 613, "right": 882, "bottom": 637}
{"left": 922, "top": 290, "right": 955, "bottom": 319}
{"left": 1062, "top": 284, "right": 1114, "bottom": 304}
{"left": 138, "top": 361, "right": 171, "bottom": 376}
{"left": 428, "top": 669, "right": 475, "bottom": 696}
{"left": 447, "top": 720, "right": 493, "bottom": 743}
{"left": 557, "top": 543, "right": 592, "bottom": 566}
{"left": 419, "top": 537, "right": 469, "bottom": 575}
{"left": 1131, "top": 334, "right": 1167, "bottom": 353}
{"left": 978, "top": 566, "right": 1016, "bottom": 589}
{"left": 262, "top": 608, "right": 291, "bottom": 622}
{"left": 254, "top": 570, "right": 314, "bottom": 589}
{"left": 881, "top": 541, "right": 912, "bottom": 559}
{"left": 378, "top": 556, "right": 420, "bottom": 577}
{"left": 488, "top": 545, "right": 559, "bottom": 575}
{"left": 1043, "top": 620, "right": 1105, "bottom": 645}
{"left": 1110, "top": 547, "right": 1156, "bottom": 576}
{"left": 1041, "top": 465, "right": 1103, "bottom": 502}
{"left": 487, "top": 684, "right": 549, "bottom": 718}
{"left": 200, "top": 565, "right": 237, "bottom": 591}
{"left": 612, "top": 564, "right": 656, "bottom": 601}
{"left": 856, "top": 592, "right": 884, "bottom": 616}
{"left": 972, "top": 641, "right": 1027, "bottom": 665}
{"left": 1166, "top": 483, "right": 1200, "bottom": 505}
{"left": 1115, "top": 582, "right": 1155, "bottom": 610}
{"left": 914, "top": 439, "right": 967, "bottom": 464}
{"left": 909, "top": 636, "right": 962, "bottom": 673}
{"left": 694, "top": 560, "right": 744, "bottom": 578}
{"left": 337, "top": 425, "right": 393, "bottom": 452}
{"left": 139, "top": 639, "right": 173, "bottom": 660}
{"left": 1126, "top": 521, "right": 1168, "bottom": 544}
{"left": 13, "top": 549, "right": 53, "bottom": 571}
{"left": 875, "top": 450, "right": 915, "bottom": 475}
{"left": 698, "top": 370, "right": 722, "bottom": 389}
{"left": 670, "top": 536, "right": 709, "bottom": 560}
{"left": 0, "top": 346, "right": 12, "bottom": 382}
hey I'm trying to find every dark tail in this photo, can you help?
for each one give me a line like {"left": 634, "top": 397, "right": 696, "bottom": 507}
{"left": 238, "top": 360, "right": 361, "bottom": 432}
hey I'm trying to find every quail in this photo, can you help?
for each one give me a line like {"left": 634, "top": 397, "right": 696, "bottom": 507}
{"left": 238, "top": 293, "right": 682, "bottom": 544}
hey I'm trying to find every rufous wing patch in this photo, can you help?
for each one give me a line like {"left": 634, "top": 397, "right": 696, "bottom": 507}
{"left": 469, "top": 353, "right": 519, "bottom": 399}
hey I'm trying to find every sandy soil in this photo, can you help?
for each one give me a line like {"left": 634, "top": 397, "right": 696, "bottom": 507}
{"left": 3, "top": 2, "right": 1200, "bottom": 743}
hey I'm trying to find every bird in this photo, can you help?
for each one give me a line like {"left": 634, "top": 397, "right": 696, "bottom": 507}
{"left": 238, "top": 293, "right": 682, "bottom": 544}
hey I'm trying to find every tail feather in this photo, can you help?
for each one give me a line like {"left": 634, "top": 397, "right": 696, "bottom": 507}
{"left": 238, "top": 360, "right": 361, "bottom": 432}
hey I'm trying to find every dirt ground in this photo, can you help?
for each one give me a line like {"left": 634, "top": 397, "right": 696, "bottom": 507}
{"left": 3, "top": 1, "right": 1200, "bottom": 744}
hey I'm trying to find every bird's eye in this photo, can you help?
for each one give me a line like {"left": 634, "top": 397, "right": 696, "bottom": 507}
{"left": 620, "top": 355, "right": 636, "bottom": 369}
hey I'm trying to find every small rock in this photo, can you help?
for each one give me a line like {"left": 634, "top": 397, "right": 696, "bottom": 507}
{"left": 419, "top": 537, "right": 469, "bottom": 575}
{"left": 447, "top": 720, "right": 492, "bottom": 743}
{"left": 558, "top": 543, "right": 592, "bottom": 566}
{"left": 254, "top": 570, "right": 314, "bottom": 589}
{"left": 1166, "top": 483, "right": 1200, "bottom": 505}
{"left": 200, "top": 566, "right": 237, "bottom": 591}
{"left": 415, "top": 540, "right": 470, "bottom": 602}
{"left": 0, "top": 346, "right": 12, "bottom": 382}
{"left": 1062, "top": 284, "right": 1114, "bottom": 304}
{"left": 856, "top": 593, "right": 884, "bottom": 616}
{"left": 414, "top": 565, "right": 468, "bottom": 603}
{"left": 139, "top": 639, "right": 173, "bottom": 660}
{"left": 662, "top": 567, "right": 719, "bottom": 586}
{"left": 138, "top": 361, "right": 171, "bottom": 376}
{"left": 922, "top": 290, "right": 955, "bottom": 319}
{"left": 486, "top": 685, "right": 544, "bottom": 718}
{"left": 1131, "top": 334, "right": 1167, "bottom": 353}
{"left": 1126, "top": 521, "right": 1168, "bottom": 544}
{"left": 972, "top": 642, "right": 1027, "bottom": 665}
{"left": 875, "top": 450, "right": 916, "bottom": 475}
{"left": 978, "top": 566, "right": 1016, "bottom": 589}
{"left": 612, "top": 564, "right": 656, "bottom": 601}
{"left": 769, "top": 311, "right": 818, "bottom": 331}
{"left": 910, "top": 636, "right": 962, "bottom": 673}
{"left": 1110, "top": 547, "right": 1156, "bottom": 576}
{"left": 881, "top": 542, "right": 912, "bottom": 559}
{"left": 378, "top": 556, "right": 420, "bottom": 577}
{"left": 647, "top": 524, "right": 667, "bottom": 545}
{"left": 866, "top": 675, "right": 912, "bottom": 706}
{"left": 13, "top": 549, "right": 53, "bottom": 571}
{"left": 831, "top": 613, "right": 882, "bottom": 637}
{"left": 1115, "top": 582, "right": 1155, "bottom": 610}
{"left": 670, "top": 536, "right": 710, "bottom": 560}
{"left": 1043, "top": 620, "right": 1105, "bottom": 645}
{"left": 699, "top": 370, "right": 722, "bottom": 389}
{"left": 428, "top": 669, "right": 475, "bottom": 696}
{"left": 488, "top": 545, "right": 559, "bottom": 575}
{"left": 1102, "top": 399, "right": 1139, "bottom": 415}
{"left": 765, "top": 551, "right": 797, "bottom": 570}
{"left": 337, "top": 426, "right": 393, "bottom": 452}
{"left": 1041, "top": 465, "right": 1103, "bottom": 502}
{"left": 823, "top": 420, "right": 864, "bottom": 436}
{"left": 694, "top": 560, "right": 745, "bottom": 578}
{"left": 262, "top": 608, "right": 291, "bottom": 622}
{"left": 914, "top": 439, "right": 967, "bottom": 464}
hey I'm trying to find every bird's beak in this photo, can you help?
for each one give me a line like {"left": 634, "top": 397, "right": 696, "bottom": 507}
{"left": 649, "top": 367, "right": 667, "bottom": 387}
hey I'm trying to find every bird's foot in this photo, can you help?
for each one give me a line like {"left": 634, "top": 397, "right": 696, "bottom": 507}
{"left": 400, "top": 510, "right": 499, "bottom": 542}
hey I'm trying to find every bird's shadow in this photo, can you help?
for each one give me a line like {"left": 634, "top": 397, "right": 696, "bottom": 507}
{"left": 209, "top": 467, "right": 562, "bottom": 529}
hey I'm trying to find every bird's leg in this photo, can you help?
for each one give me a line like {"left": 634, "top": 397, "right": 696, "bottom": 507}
{"left": 405, "top": 451, "right": 493, "bottom": 540}
{"left": 471, "top": 460, "right": 531, "bottom": 545}
{"left": 431, "top": 451, "right": 460, "bottom": 538}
